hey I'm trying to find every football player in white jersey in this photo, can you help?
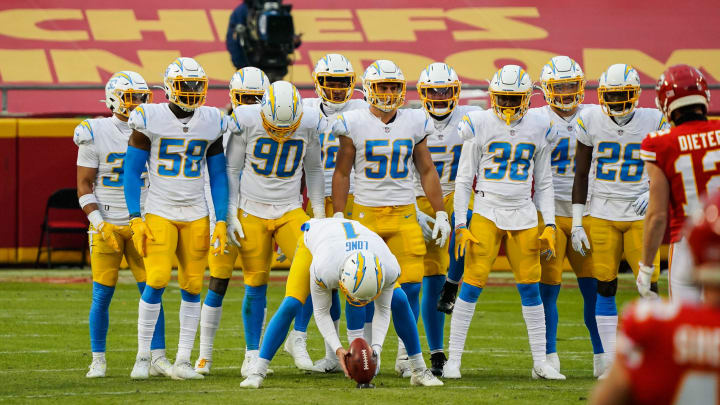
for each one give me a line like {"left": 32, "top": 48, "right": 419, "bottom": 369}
{"left": 240, "top": 218, "right": 442, "bottom": 388}
{"left": 288, "top": 54, "right": 370, "bottom": 373}
{"left": 571, "top": 64, "right": 668, "bottom": 377}
{"left": 446, "top": 64, "right": 565, "bottom": 380}
{"left": 535, "top": 56, "right": 605, "bottom": 376}
{"left": 195, "top": 66, "right": 269, "bottom": 375}
{"left": 124, "top": 57, "right": 230, "bottom": 380}
{"left": 224, "top": 80, "right": 326, "bottom": 376}
{"left": 413, "top": 62, "right": 481, "bottom": 375}
{"left": 332, "top": 59, "right": 451, "bottom": 377}
{"left": 75, "top": 71, "right": 169, "bottom": 378}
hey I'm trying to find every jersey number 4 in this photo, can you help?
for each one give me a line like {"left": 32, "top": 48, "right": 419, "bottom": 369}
{"left": 158, "top": 138, "right": 208, "bottom": 178}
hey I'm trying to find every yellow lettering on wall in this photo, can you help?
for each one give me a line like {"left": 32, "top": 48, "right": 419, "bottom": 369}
{"left": 283, "top": 51, "right": 313, "bottom": 85}
{"left": 209, "top": 9, "right": 232, "bottom": 43}
{"left": 0, "top": 50, "right": 52, "bottom": 83}
{"left": 0, "top": 9, "right": 87, "bottom": 41}
{"left": 193, "top": 51, "right": 236, "bottom": 82}
{"left": 50, "top": 49, "right": 181, "bottom": 83}
{"left": 309, "top": 50, "right": 434, "bottom": 83}
{"left": 446, "top": 8, "right": 547, "bottom": 41}
{"left": 86, "top": 10, "right": 214, "bottom": 41}
{"left": 356, "top": 9, "right": 445, "bottom": 41}
{"left": 583, "top": 49, "right": 720, "bottom": 82}
{"left": 446, "top": 48, "right": 556, "bottom": 82}
{"left": 293, "top": 10, "right": 363, "bottom": 42}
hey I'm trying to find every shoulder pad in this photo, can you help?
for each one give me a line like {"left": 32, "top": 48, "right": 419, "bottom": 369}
{"left": 73, "top": 120, "right": 94, "bottom": 146}
{"left": 128, "top": 104, "right": 148, "bottom": 132}
{"left": 332, "top": 113, "right": 350, "bottom": 136}
{"left": 458, "top": 113, "right": 476, "bottom": 141}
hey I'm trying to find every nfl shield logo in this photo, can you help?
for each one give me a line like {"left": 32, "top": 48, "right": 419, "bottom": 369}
{"left": 183, "top": 126, "right": 189, "bottom": 133}
{"left": 384, "top": 127, "right": 390, "bottom": 133}
{"left": 509, "top": 129, "right": 516, "bottom": 136}
{"left": 567, "top": 125, "right": 573, "bottom": 132}
{"left": 617, "top": 129, "right": 624, "bottom": 136}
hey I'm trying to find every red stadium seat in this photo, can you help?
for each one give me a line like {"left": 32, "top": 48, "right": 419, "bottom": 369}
{"left": 34, "top": 188, "right": 88, "bottom": 268}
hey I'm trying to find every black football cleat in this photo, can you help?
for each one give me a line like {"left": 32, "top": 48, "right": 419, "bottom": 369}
{"left": 437, "top": 282, "right": 459, "bottom": 314}
{"left": 430, "top": 352, "right": 447, "bottom": 377}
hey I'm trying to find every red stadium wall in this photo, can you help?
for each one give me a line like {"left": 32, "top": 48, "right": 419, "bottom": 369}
{"left": 0, "top": 119, "right": 17, "bottom": 262}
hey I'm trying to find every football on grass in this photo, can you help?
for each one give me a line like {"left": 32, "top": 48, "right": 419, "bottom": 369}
{"left": 346, "top": 338, "right": 376, "bottom": 384}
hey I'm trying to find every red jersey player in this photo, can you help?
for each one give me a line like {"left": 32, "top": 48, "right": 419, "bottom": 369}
{"left": 637, "top": 64, "right": 720, "bottom": 302}
{"left": 590, "top": 191, "right": 720, "bottom": 405}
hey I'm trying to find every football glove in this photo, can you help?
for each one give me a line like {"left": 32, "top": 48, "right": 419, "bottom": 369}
{"left": 227, "top": 214, "right": 245, "bottom": 247}
{"left": 539, "top": 225, "right": 556, "bottom": 261}
{"left": 636, "top": 262, "right": 658, "bottom": 299}
{"left": 416, "top": 209, "right": 435, "bottom": 242}
{"left": 332, "top": 212, "right": 344, "bottom": 219}
{"left": 129, "top": 217, "right": 154, "bottom": 257}
{"left": 211, "top": 221, "right": 228, "bottom": 256}
{"left": 97, "top": 222, "right": 120, "bottom": 253}
{"left": 631, "top": 191, "right": 650, "bottom": 216}
{"left": 571, "top": 226, "right": 591, "bottom": 256}
{"left": 432, "top": 211, "right": 451, "bottom": 247}
{"left": 454, "top": 225, "right": 479, "bottom": 260}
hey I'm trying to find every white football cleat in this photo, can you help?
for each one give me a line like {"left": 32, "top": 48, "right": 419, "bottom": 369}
{"left": 130, "top": 355, "right": 151, "bottom": 380}
{"left": 593, "top": 353, "right": 607, "bottom": 378}
{"left": 410, "top": 368, "right": 444, "bottom": 386}
{"left": 150, "top": 356, "right": 172, "bottom": 377}
{"left": 312, "top": 357, "right": 341, "bottom": 373}
{"left": 283, "top": 330, "right": 314, "bottom": 371}
{"left": 194, "top": 358, "right": 212, "bottom": 375}
{"left": 442, "top": 358, "right": 462, "bottom": 379}
{"left": 395, "top": 356, "right": 412, "bottom": 378}
{"left": 241, "top": 351, "right": 258, "bottom": 378}
{"left": 171, "top": 361, "right": 204, "bottom": 380}
{"left": 531, "top": 361, "right": 566, "bottom": 380}
{"left": 547, "top": 352, "right": 560, "bottom": 372}
{"left": 86, "top": 359, "right": 106, "bottom": 378}
{"left": 240, "top": 372, "right": 265, "bottom": 389}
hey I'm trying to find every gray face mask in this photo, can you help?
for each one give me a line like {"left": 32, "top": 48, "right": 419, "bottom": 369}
{"left": 612, "top": 111, "right": 635, "bottom": 127}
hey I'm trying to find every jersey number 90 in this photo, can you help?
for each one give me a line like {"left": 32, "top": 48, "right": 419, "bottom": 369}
{"left": 252, "top": 138, "right": 304, "bottom": 178}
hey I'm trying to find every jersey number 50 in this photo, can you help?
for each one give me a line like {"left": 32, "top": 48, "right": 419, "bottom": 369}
{"left": 365, "top": 139, "right": 413, "bottom": 179}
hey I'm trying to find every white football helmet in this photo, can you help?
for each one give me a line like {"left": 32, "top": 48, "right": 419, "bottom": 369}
{"left": 362, "top": 60, "right": 406, "bottom": 112}
{"left": 260, "top": 81, "right": 303, "bottom": 143}
{"left": 163, "top": 57, "right": 208, "bottom": 111}
{"left": 229, "top": 67, "right": 269, "bottom": 108}
{"left": 417, "top": 62, "right": 461, "bottom": 118}
{"left": 104, "top": 71, "right": 152, "bottom": 117}
{"left": 597, "top": 64, "right": 641, "bottom": 117}
{"left": 339, "top": 251, "right": 385, "bottom": 307}
{"left": 540, "top": 56, "right": 586, "bottom": 111}
{"left": 488, "top": 65, "right": 533, "bottom": 125}
{"left": 313, "top": 53, "right": 356, "bottom": 108}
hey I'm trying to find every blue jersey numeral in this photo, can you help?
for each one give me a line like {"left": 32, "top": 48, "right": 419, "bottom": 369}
{"left": 251, "top": 138, "right": 304, "bottom": 178}
{"left": 596, "top": 141, "right": 643, "bottom": 182}
{"left": 157, "top": 138, "right": 209, "bottom": 178}
{"left": 551, "top": 137, "right": 571, "bottom": 174}
{"left": 484, "top": 142, "right": 535, "bottom": 181}
{"left": 364, "top": 139, "right": 414, "bottom": 179}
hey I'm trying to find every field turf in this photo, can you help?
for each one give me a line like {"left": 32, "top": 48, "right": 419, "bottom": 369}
{"left": 0, "top": 270, "right": 659, "bottom": 404}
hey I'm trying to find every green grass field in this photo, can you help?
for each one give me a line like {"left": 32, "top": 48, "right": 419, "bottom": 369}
{"left": 0, "top": 270, "right": 658, "bottom": 404}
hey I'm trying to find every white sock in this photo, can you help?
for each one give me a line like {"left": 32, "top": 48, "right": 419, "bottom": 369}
{"left": 324, "top": 320, "right": 340, "bottom": 360}
{"left": 199, "top": 304, "right": 223, "bottom": 361}
{"left": 92, "top": 352, "right": 106, "bottom": 362}
{"left": 151, "top": 349, "right": 166, "bottom": 361}
{"left": 409, "top": 353, "right": 426, "bottom": 372}
{"left": 347, "top": 328, "right": 364, "bottom": 344}
{"left": 521, "top": 304, "right": 547, "bottom": 364}
{"left": 176, "top": 300, "right": 201, "bottom": 363}
{"left": 137, "top": 300, "right": 161, "bottom": 357}
{"left": 255, "top": 357, "right": 270, "bottom": 375}
{"left": 448, "top": 297, "right": 476, "bottom": 362}
{"left": 397, "top": 338, "right": 407, "bottom": 359}
{"left": 364, "top": 322, "right": 373, "bottom": 345}
{"left": 596, "top": 315, "right": 618, "bottom": 361}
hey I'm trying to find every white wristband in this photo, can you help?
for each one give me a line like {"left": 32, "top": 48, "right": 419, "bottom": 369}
{"left": 87, "top": 210, "right": 103, "bottom": 229}
{"left": 78, "top": 193, "right": 98, "bottom": 209}
{"left": 571, "top": 204, "right": 585, "bottom": 228}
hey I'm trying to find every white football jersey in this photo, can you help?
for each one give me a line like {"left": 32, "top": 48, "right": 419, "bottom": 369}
{"left": 303, "top": 98, "right": 367, "bottom": 197}
{"left": 304, "top": 217, "right": 398, "bottom": 352}
{"left": 536, "top": 104, "right": 594, "bottom": 217}
{"left": 128, "top": 103, "right": 226, "bottom": 222}
{"left": 74, "top": 116, "right": 148, "bottom": 225}
{"left": 414, "top": 105, "right": 481, "bottom": 197}
{"left": 576, "top": 105, "right": 668, "bottom": 221}
{"left": 226, "top": 104, "right": 325, "bottom": 219}
{"left": 333, "top": 108, "right": 431, "bottom": 207}
{"left": 455, "top": 109, "right": 555, "bottom": 230}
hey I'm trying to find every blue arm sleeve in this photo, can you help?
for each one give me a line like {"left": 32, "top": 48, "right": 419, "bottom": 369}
{"left": 207, "top": 152, "right": 229, "bottom": 222}
{"left": 123, "top": 145, "right": 148, "bottom": 219}
{"left": 226, "top": 5, "right": 249, "bottom": 69}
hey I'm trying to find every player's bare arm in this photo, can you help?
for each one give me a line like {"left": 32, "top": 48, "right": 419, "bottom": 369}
{"left": 331, "top": 135, "right": 355, "bottom": 215}
{"left": 413, "top": 138, "right": 444, "bottom": 213}
{"left": 77, "top": 166, "right": 99, "bottom": 216}
{"left": 128, "top": 129, "right": 151, "bottom": 151}
{"left": 207, "top": 137, "right": 224, "bottom": 157}
{"left": 571, "top": 141, "right": 593, "bottom": 204}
